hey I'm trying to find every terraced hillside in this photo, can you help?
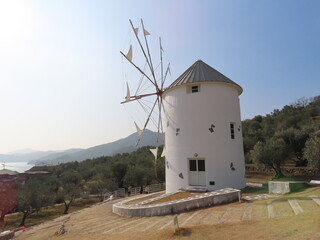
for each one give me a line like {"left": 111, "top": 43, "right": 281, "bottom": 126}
{"left": 14, "top": 186, "right": 320, "bottom": 240}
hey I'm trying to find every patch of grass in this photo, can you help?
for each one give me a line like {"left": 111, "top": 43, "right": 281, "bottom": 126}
{"left": 241, "top": 184, "right": 268, "bottom": 196}
{"left": 3, "top": 198, "right": 100, "bottom": 231}
{"left": 271, "top": 176, "right": 297, "bottom": 181}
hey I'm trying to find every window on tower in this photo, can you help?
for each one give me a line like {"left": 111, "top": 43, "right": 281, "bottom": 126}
{"left": 191, "top": 85, "right": 198, "bottom": 92}
{"left": 187, "top": 85, "right": 200, "bottom": 93}
{"left": 230, "top": 123, "right": 235, "bottom": 139}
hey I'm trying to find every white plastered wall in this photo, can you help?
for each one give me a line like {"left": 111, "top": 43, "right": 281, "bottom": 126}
{"left": 163, "top": 82, "right": 246, "bottom": 193}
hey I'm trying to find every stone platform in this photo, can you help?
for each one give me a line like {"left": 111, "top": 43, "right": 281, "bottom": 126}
{"left": 113, "top": 188, "right": 240, "bottom": 217}
{"left": 268, "top": 181, "right": 308, "bottom": 194}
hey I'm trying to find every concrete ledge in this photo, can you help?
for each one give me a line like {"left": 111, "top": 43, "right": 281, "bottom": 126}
{"left": 268, "top": 181, "right": 308, "bottom": 194}
{"left": 113, "top": 188, "right": 240, "bottom": 217}
{"left": 246, "top": 182, "right": 263, "bottom": 188}
{"left": 0, "top": 231, "right": 14, "bottom": 240}
{"left": 310, "top": 180, "right": 320, "bottom": 185}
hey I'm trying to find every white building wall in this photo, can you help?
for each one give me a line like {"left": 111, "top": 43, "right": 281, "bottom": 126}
{"left": 163, "top": 83, "right": 246, "bottom": 193}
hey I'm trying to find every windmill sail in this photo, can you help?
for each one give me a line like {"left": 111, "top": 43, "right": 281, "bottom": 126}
{"left": 161, "top": 147, "right": 165, "bottom": 157}
{"left": 143, "top": 28, "right": 150, "bottom": 36}
{"left": 150, "top": 147, "right": 158, "bottom": 160}
{"left": 125, "top": 82, "right": 131, "bottom": 102}
{"left": 121, "top": 19, "right": 169, "bottom": 160}
{"left": 126, "top": 45, "right": 133, "bottom": 62}
{"left": 134, "top": 122, "right": 143, "bottom": 137}
{"left": 160, "top": 40, "right": 164, "bottom": 52}
{"left": 134, "top": 28, "right": 139, "bottom": 36}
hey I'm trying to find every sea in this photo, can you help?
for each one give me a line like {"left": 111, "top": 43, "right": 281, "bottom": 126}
{"left": 2, "top": 162, "right": 34, "bottom": 173}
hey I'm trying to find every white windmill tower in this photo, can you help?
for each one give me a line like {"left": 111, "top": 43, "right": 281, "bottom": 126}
{"left": 163, "top": 60, "right": 246, "bottom": 193}
{"left": 121, "top": 21, "right": 246, "bottom": 193}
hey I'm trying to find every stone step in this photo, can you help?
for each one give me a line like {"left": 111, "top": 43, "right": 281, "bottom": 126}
{"left": 242, "top": 203, "right": 253, "bottom": 220}
{"left": 218, "top": 208, "right": 233, "bottom": 224}
{"left": 288, "top": 199, "right": 304, "bottom": 215}
{"left": 267, "top": 202, "right": 275, "bottom": 218}
{"left": 180, "top": 211, "right": 201, "bottom": 226}
{"left": 310, "top": 196, "right": 320, "bottom": 206}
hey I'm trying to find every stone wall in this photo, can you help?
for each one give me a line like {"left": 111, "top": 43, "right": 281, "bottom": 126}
{"left": 268, "top": 181, "right": 309, "bottom": 194}
{"left": 246, "top": 165, "right": 320, "bottom": 176}
{"left": 113, "top": 188, "right": 240, "bottom": 217}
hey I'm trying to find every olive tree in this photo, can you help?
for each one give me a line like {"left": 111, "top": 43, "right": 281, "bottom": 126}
{"left": 250, "top": 137, "right": 290, "bottom": 178}
{"left": 17, "top": 180, "right": 53, "bottom": 227}
{"left": 57, "top": 172, "right": 83, "bottom": 214}
{"left": 304, "top": 135, "right": 320, "bottom": 170}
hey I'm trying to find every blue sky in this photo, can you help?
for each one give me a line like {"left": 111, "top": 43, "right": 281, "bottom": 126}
{"left": 0, "top": 0, "right": 319, "bottom": 153}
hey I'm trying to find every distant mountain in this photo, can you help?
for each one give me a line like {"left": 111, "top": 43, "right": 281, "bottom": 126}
{"left": 29, "top": 129, "right": 164, "bottom": 166}
{"left": 7, "top": 149, "right": 37, "bottom": 155}
{"left": 0, "top": 150, "right": 58, "bottom": 163}
{"left": 27, "top": 149, "right": 83, "bottom": 165}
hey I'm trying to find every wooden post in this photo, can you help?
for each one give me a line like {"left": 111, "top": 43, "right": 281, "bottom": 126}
{"left": 173, "top": 214, "right": 179, "bottom": 233}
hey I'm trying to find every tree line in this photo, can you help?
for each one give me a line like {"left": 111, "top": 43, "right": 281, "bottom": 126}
{"left": 13, "top": 146, "right": 165, "bottom": 226}
{"left": 243, "top": 96, "right": 320, "bottom": 177}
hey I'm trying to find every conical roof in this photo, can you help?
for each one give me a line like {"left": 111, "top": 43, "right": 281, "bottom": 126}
{"left": 167, "top": 60, "right": 242, "bottom": 94}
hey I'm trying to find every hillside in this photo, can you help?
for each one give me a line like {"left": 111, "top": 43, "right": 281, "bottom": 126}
{"left": 12, "top": 185, "right": 320, "bottom": 240}
{"left": 28, "top": 129, "right": 164, "bottom": 166}
{"left": 242, "top": 96, "right": 320, "bottom": 167}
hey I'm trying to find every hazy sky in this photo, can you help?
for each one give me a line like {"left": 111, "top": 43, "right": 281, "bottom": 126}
{"left": 0, "top": 0, "right": 319, "bottom": 154}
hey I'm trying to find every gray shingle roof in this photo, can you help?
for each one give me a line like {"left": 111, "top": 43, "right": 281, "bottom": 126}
{"left": 167, "top": 60, "right": 242, "bottom": 94}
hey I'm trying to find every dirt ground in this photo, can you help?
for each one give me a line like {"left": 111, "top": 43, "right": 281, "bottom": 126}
{"left": 13, "top": 185, "right": 320, "bottom": 240}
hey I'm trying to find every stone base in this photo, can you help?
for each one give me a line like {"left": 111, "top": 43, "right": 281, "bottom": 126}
{"left": 113, "top": 188, "right": 240, "bottom": 217}
{"left": 0, "top": 231, "right": 14, "bottom": 240}
{"left": 268, "top": 181, "right": 308, "bottom": 194}
{"left": 183, "top": 187, "right": 208, "bottom": 193}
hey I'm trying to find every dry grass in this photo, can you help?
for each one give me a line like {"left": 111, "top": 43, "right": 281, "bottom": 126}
{"left": 11, "top": 179, "right": 320, "bottom": 240}
{"left": 142, "top": 191, "right": 198, "bottom": 205}
{"left": 246, "top": 171, "right": 274, "bottom": 183}
{"left": 15, "top": 213, "right": 320, "bottom": 240}
{"left": 3, "top": 198, "right": 100, "bottom": 231}
{"left": 124, "top": 192, "right": 164, "bottom": 205}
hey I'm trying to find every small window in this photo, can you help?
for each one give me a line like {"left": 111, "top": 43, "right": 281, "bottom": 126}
{"left": 191, "top": 86, "right": 198, "bottom": 93}
{"left": 198, "top": 160, "right": 205, "bottom": 171}
{"left": 230, "top": 123, "right": 235, "bottom": 139}
{"left": 187, "top": 85, "right": 200, "bottom": 93}
{"left": 189, "top": 160, "right": 197, "bottom": 171}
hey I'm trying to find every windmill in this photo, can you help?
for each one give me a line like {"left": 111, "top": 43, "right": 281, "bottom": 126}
{"left": 120, "top": 19, "right": 168, "bottom": 179}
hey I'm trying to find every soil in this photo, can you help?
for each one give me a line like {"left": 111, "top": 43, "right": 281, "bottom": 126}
{"left": 11, "top": 176, "right": 320, "bottom": 240}
{"left": 124, "top": 192, "right": 163, "bottom": 205}
{"left": 142, "top": 191, "right": 198, "bottom": 205}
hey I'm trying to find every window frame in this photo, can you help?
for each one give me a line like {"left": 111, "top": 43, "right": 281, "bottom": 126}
{"left": 187, "top": 84, "right": 200, "bottom": 94}
{"left": 230, "top": 122, "right": 235, "bottom": 139}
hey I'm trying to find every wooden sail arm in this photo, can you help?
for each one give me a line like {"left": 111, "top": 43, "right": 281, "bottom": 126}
{"left": 121, "top": 92, "right": 161, "bottom": 104}
{"left": 141, "top": 19, "right": 159, "bottom": 90}
{"left": 136, "top": 97, "right": 159, "bottom": 146}
{"left": 129, "top": 19, "right": 158, "bottom": 89}
{"left": 120, "top": 51, "right": 157, "bottom": 88}
{"left": 162, "top": 63, "right": 171, "bottom": 89}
